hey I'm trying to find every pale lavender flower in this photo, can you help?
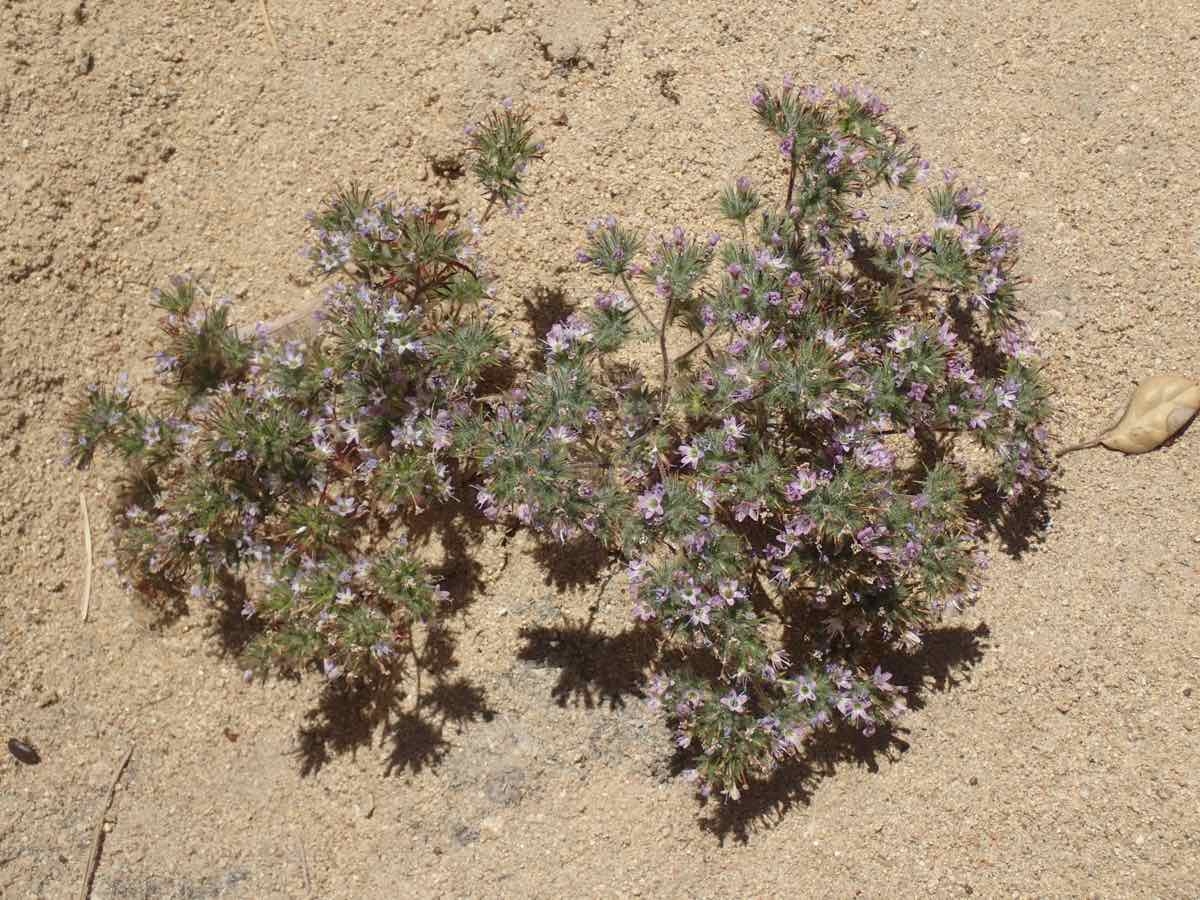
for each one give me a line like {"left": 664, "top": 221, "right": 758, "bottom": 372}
{"left": 720, "top": 690, "right": 749, "bottom": 713}
{"left": 888, "top": 326, "right": 915, "bottom": 352}
{"left": 636, "top": 486, "right": 664, "bottom": 520}
{"left": 794, "top": 677, "right": 817, "bottom": 703}
{"left": 678, "top": 443, "right": 704, "bottom": 469}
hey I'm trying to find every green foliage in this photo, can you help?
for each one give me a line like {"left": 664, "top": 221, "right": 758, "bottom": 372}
{"left": 467, "top": 102, "right": 542, "bottom": 214}
{"left": 66, "top": 85, "right": 1053, "bottom": 806}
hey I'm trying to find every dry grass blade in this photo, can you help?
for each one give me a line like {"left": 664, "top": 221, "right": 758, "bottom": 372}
{"left": 257, "top": 0, "right": 282, "bottom": 59}
{"left": 1058, "top": 375, "right": 1200, "bottom": 456}
{"left": 298, "top": 835, "right": 312, "bottom": 896}
{"left": 79, "top": 492, "right": 93, "bottom": 622}
{"left": 78, "top": 745, "right": 135, "bottom": 900}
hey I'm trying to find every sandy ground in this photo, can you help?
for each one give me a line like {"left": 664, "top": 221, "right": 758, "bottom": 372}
{"left": 2, "top": 1, "right": 1199, "bottom": 897}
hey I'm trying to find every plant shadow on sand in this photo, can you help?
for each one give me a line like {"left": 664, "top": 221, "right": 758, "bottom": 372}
{"left": 523, "top": 284, "right": 575, "bottom": 352}
{"left": 968, "top": 472, "right": 1060, "bottom": 560}
{"left": 291, "top": 628, "right": 497, "bottom": 779}
{"left": 512, "top": 518, "right": 1020, "bottom": 840}
{"left": 293, "top": 502, "right": 497, "bottom": 777}
{"left": 517, "top": 615, "right": 658, "bottom": 710}
{"left": 188, "top": 499, "right": 498, "bottom": 779}
{"left": 694, "top": 622, "right": 990, "bottom": 844}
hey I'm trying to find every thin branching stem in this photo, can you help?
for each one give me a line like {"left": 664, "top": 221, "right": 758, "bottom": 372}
{"left": 619, "top": 273, "right": 658, "bottom": 330}
{"left": 658, "top": 294, "right": 673, "bottom": 405}
{"left": 785, "top": 149, "right": 799, "bottom": 210}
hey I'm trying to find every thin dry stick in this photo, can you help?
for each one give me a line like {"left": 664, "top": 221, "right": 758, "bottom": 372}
{"left": 298, "top": 836, "right": 312, "bottom": 895}
{"left": 1055, "top": 436, "right": 1104, "bottom": 457}
{"left": 78, "top": 745, "right": 135, "bottom": 900}
{"left": 257, "top": 0, "right": 281, "bottom": 58}
{"left": 79, "top": 492, "right": 93, "bottom": 622}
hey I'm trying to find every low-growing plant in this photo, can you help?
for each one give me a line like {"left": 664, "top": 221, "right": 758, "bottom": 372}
{"left": 67, "top": 81, "right": 1052, "bottom": 803}
{"left": 66, "top": 106, "right": 539, "bottom": 683}
{"left": 460, "top": 79, "right": 1052, "bottom": 797}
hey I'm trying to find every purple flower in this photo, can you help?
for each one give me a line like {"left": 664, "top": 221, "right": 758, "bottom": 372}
{"left": 720, "top": 690, "right": 749, "bottom": 713}
{"left": 331, "top": 495, "right": 357, "bottom": 517}
{"left": 153, "top": 351, "right": 178, "bottom": 374}
{"left": 636, "top": 486, "right": 665, "bottom": 520}
{"left": 887, "top": 326, "right": 914, "bottom": 353}
{"left": 794, "top": 677, "right": 817, "bottom": 703}
{"left": 777, "top": 515, "right": 815, "bottom": 554}
{"left": 279, "top": 340, "right": 305, "bottom": 369}
{"left": 858, "top": 442, "right": 895, "bottom": 469}
{"left": 785, "top": 466, "right": 817, "bottom": 501}
{"left": 871, "top": 667, "right": 896, "bottom": 693}
{"left": 837, "top": 693, "right": 873, "bottom": 727}
{"left": 947, "top": 357, "right": 976, "bottom": 384}
{"left": 678, "top": 443, "right": 704, "bottom": 469}
{"left": 734, "top": 500, "right": 762, "bottom": 522}
{"left": 631, "top": 601, "right": 656, "bottom": 622}
{"left": 717, "top": 580, "right": 745, "bottom": 606}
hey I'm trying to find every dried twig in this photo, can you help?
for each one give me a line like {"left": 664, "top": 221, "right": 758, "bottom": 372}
{"left": 79, "top": 492, "right": 93, "bottom": 622}
{"left": 257, "top": 0, "right": 282, "bottom": 59}
{"left": 298, "top": 836, "right": 312, "bottom": 895}
{"left": 78, "top": 745, "right": 135, "bottom": 900}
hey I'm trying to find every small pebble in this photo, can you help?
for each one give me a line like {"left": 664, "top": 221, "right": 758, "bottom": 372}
{"left": 75, "top": 49, "right": 93, "bottom": 75}
{"left": 8, "top": 738, "right": 41, "bottom": 765}
{"left": 354, "top": 794, "right": 375, "bottom": 819}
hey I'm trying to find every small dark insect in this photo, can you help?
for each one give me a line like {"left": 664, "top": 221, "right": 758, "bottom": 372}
{"left": 222, "top": 727, "right": 239, "bottom": 743}
{"left": 7, "top": 737, "right": 41, "bottom": 765}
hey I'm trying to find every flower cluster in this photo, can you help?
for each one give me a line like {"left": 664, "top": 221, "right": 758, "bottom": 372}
{"left": 66, "top": 156, "right": 519, "bottom": 681}
{"left": 67, "top": 84, "right": 1053, "bottom": 802}
{"left": 464, "top": 79, "right": 1052, "bottom": 798}
{"left": 466, "top": 100, "right": 543, "bottom": 217}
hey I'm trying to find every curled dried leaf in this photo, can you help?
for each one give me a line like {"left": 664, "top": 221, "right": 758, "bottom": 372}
{"left": 1058, "top": 375, "right": 1200, "bottom": 456}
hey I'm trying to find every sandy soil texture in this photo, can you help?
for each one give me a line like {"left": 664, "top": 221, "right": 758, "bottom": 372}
{"left": 2, "top": 1, "right": 1199, "bottom": 897}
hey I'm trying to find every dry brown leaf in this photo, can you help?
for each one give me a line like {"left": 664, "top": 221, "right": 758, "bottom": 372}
{"left": 1058, "top": 375, "right": 1200, "bottom": 456}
